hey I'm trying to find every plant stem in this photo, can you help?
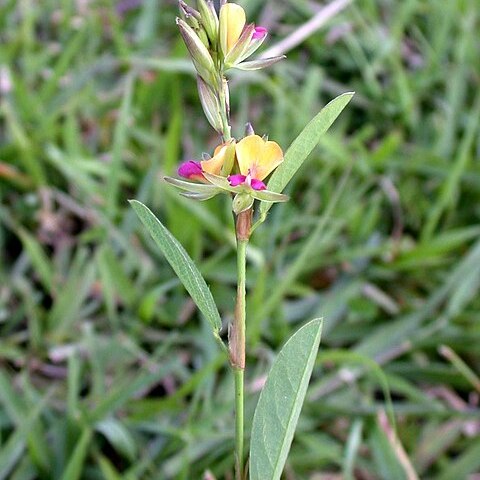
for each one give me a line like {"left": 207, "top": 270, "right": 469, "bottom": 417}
{"left": 234, "top": 367, "right": 244, "bottom": 479}
{"left": 233, "top": 237, "right": 247, "bottom": 479}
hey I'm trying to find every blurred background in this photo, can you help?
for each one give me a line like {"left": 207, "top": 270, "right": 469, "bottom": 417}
{"left": 1, "top": 0, "right": 480, "bottom": 478}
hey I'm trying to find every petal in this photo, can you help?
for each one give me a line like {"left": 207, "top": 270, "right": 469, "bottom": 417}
{"left": 252, "top": 26, "right": 267, "bottom": 40}
{"left": 178, "top": 160, "right": 203, "bottom": 179}
{"left": 228, "top": 174, "right": 246, "bottom": 186}
{"left": 235, "top": 134, "right": 284, "bottom": 180}
{"left": 201, "top": 140, "right": 236, "bottom": 176}
{"left": 250, "top": 178, "right": 266, "bottom": 190}
{"left": 219, "top": 3, "right": 246, "bottom": 55}
{"left": 201, "top": 152, "right": 224, "bottom": 175}
{"left": 235, "top": 134, "right": 264, "bottom": 175}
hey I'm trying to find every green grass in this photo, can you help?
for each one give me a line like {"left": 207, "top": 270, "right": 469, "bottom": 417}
{"left": 1, "top": 0, "right": 480, "bottom": 478}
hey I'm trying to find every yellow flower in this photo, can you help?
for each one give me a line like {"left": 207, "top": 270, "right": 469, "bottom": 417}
{"left": 235, "top": 135, "right": 283, "bottom": 181}
{"left": 201, "top": 140, "right": 236, "bottom": 176}
{"left": 219, "top": 3, "right": 246, "bottom": 56}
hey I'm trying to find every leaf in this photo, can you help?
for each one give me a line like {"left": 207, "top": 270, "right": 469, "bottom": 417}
{"left": 59, "top": 428, "right": 92, "bottom": 480}
{"left": 249, "top": 318, "right": 323, "bottom": 480}
{"left": 260, "top": 92, "right": 354, "bottom": 220}
{"left": 96, "top": 418, "right": 137, "bottom": 461}
{"left": 129, "top": 200, "right": 222, "bottom": 335}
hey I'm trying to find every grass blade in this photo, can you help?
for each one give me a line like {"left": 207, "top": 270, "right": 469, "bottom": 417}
{"left": 59, "top": 428, "right": 92, "bottom": 480}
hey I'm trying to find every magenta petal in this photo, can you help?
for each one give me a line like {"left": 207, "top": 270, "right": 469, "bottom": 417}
{"left": 228, "top": 174, "right": 247, "bottom": 187}
{"left": 252, "top": 26, "right": 268, "bottom": 40}
{"left": 251, "top": 178, "right": 267, "bottom": 190}
{"left": 178, "top": 161, "right": 202, "bottom": 179}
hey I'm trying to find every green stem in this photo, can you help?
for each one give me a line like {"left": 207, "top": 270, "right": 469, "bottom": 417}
{"left": 233, "top": 238, "right": 247, "bottom": 479}
{"left": 234, "top": 367, "right": 244, "bottom": 479}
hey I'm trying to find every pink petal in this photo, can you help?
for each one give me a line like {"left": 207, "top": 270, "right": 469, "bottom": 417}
{"left": 251, "top": 178, "right": 267, "bottom": 190}
{"left": 178, "top": 161, "right": 202, "bottom": 179}
{"left": 252, "top": 26, "right": 267, "bottom": 40}
{"left": 228, "top": 174, "right": 247, "bottom": 186}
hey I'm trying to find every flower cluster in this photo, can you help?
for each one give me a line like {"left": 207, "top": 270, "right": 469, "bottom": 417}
{"left": 167, "top": 1, "right": 288, "bottom": 215}
{"left": 165, "top": 132, "right": 288, "bottom": 214}
{"left": 177, "top": 1, "right": 284, "bottom": 134}
{"left": 178, "top": 0, "right": 283, "bottom": 74}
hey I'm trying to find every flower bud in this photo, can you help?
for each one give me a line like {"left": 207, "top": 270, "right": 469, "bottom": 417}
{"left": 197, "top": 28, "right": 210, "bottom": 48}
{"left": 232, "top": 192, "right": 254, "bottom": 214}
{"left": 197, "top": 0, "right": 219, "bottom": 45}
{"left": 197, "top": 76, "right": 223, "bottom": 133}
{"left": 179, "top": 1, "right": 201, "bottom": 20}
{"left": 177, "top": 17, "right": 217, "bottom": 86}
{"left": 179, "top": 0, "right": 201, "bottom": 29}
{"left": 219, "top": 3, "right": 246, "bottom": 57}
{"left": 245, "top": 122, "right": 255, "bottom": 136}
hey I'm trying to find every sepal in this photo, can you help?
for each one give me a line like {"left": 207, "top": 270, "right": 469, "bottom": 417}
{"left": 235, "top": 56, "right": 285, "bottom": 71}
{"left": 164, "top": 176, "right": 222, "bottom": 196}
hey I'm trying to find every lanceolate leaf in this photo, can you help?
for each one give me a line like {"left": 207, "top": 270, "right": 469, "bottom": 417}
{"left": 129, "top": 200, "right": 222, "bottom": 335}
{"left": 260, "top": 92, "right": 354, "bottom": 220}
{"left": 250, "top": 319, "right": 323, "bottom": 480}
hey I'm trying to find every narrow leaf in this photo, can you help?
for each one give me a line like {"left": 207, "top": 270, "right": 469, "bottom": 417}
{"left": 260, "top": 92, "right": 354, "bottom": 220}
{"left": 59, "top": 428, "right": 92, "bottom": 480}
{"left": 129, "top": 200, "right": 222, "bottom": 335}
{"left": 250, "top": 318, "right": 323, "bottom": 480}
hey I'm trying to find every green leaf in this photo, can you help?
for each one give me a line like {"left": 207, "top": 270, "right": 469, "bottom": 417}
{"left": 59, "top": 428, "right": 92, "bottom": 480}
{"left": 260, "top": 92, "right": 354, "bottom": 220}
{"left": 96, "top": 418, "right": 137, "bottom": 461}
{"left": 129, "top": 200, "right": 222, "bottom": 335}
{"left": 250, "top": 318, "right": 323, "bottom": 480}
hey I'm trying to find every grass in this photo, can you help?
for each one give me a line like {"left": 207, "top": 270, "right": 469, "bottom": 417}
{"left": 1, "top": 0, "right": 480, "bottom": 478}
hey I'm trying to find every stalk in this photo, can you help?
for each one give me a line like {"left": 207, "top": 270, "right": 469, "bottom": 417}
{"left": 231, "top": 212, "right": 251, "bottom": 479}
{"left": 217, "top": 63, "right": 248, "bottom": 479}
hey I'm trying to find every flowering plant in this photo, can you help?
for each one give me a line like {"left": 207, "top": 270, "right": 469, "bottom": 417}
{"left": 130, "top": 2, "right": 353, "bottom": 478}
